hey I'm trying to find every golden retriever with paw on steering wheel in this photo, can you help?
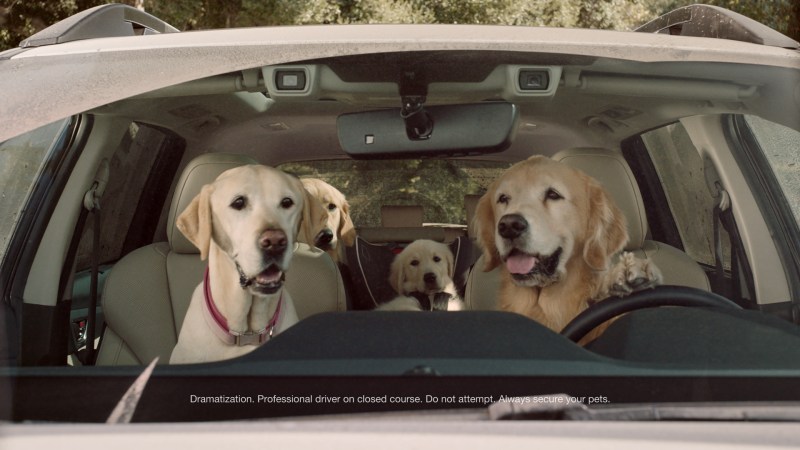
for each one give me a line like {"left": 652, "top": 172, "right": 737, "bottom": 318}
{"left": 474, "top": 155, "right": 661, "bottom": 342}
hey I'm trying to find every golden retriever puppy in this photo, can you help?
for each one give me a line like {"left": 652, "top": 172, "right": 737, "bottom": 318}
{"left": 378, "top": 239, "right": 464, "bottom": 311}
{"left": 300, "top": 178, "right": 356, "bottom": 264}
{"left": 474, "top": 155, "right": 661, "bottom": 341}
{"left": 170, "top": 165, "right": 327, "bottom": 364}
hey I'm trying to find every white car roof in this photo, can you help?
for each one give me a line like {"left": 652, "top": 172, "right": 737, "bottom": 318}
{"left": 2, "top": 24, "right": 799, "bottom": 143}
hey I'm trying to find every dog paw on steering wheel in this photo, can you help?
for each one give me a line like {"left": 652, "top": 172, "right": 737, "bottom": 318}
{"left": 605, "top": 251, "right": 663, "bottom": 298}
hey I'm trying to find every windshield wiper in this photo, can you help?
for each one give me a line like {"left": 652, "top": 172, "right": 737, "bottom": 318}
{"left": 106, "top": 357, "right": 158, "bottom": 424}
{"left": 488, "top": 394, "right": 800, "bottom": 421}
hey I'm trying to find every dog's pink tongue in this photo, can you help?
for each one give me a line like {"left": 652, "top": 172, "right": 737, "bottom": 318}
{"left": 506, "top": 254, "right": 537, "bottom": 274}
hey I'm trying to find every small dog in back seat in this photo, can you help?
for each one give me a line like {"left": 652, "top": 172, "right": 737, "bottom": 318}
{"left": 377, "top": 239, "right": 464, "bottom": 311}
{"left": 300, "top": 178, "right": 356, "bottom": 264}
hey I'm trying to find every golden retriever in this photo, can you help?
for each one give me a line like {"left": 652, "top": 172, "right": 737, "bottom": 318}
{"left": 170, "top": 165, "right": 326, "bottom": 363}
{"left": 378, "top": 239, "right": 464, "bottom": 311}
{"left": 474, "top": 155, "right": 661, "bottom": 341}
{"left": 300, "top": 178, "right": 356, "bottom": 264}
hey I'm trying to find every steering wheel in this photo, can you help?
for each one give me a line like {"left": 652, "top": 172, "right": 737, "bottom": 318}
{"left": 560, "top": 285, "right": 741, "bottom": 343}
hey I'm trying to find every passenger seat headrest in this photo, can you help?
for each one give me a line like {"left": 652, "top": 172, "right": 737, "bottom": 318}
{"left": 553, "top": 148, "right": 647, "bottom": 250}
{"left": 167, "top": 153, "right": 259, "bottom": 254}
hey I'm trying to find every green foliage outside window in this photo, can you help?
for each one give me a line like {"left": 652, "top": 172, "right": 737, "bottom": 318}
{"left": 2, "top": 0, "right": 797, "bottom": 52}
{"left": 281, "top": 159, "right": 509, "bottom": 227}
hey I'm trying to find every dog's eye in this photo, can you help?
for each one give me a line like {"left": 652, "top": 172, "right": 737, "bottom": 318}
{"left": 410, "top": 260, "right": 419, "bottom": 266}
{"left": 280, "top": 197, "right": 295, "bottom": 209}
{"left": 433, "top": 256, "right": 441, "bottom": 263}
{"left": 497, "top": 194, "right": 510, "bottom": 205}
{"left": 545, "top": 188, "right": 563, "bottom": 201}
{"left": 327, "top": 203, "right": 337, "bottom": 211}
{"left": 230, "top": 196, "right": 247, "bottom": 210}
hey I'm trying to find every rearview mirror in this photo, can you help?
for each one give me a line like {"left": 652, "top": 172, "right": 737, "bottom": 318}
{"left": 337, "top": 102, "right": 518, "bottom": 158}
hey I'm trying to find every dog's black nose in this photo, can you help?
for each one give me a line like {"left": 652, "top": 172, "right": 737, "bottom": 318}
{"left": 315, "top": 229, "right": 334, "bottom": 246}
{"left": 423, "top": 272, "right": 437, "bottom": 284}
{"left": 259, "top": 229, "right": 287, "bottom": 256}
{"left": 498, "top": 214, "right": 528, "bottom": 239}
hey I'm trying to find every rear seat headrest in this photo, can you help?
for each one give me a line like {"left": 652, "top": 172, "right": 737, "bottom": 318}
{"left": 552, "top": 148, "right": 647, "bottom": 250}
{"left": 167, "top": 153, "right": 258, "bottom": 254}
{"left": 381, "top": 205, "right": 423, "bottom": 227}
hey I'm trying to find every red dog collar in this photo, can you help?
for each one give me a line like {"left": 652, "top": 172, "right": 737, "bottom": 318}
{"left": 202, "top": 267, "right": 283, "bottom": 346}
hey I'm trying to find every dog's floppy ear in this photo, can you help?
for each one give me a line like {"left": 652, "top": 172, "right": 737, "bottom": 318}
{"left": 583, "top": 178, "right": 629, "bottom": 270}
{"left": 474, "top": 190, "right": 502, "bottom": 272}
{"left": 434, "top": 242, "right": 455, "bottom": 278}
{"left": 298, "top": 185, "right": 328, "bottom": 245}
{"left": 389, "top": 255, "right": 404, "bottom": 294}
{"left": 389, "top": 253, "right": 406, "bottom": 295}
{"left": 445, "top": 246, "right": 455, "bottom": 278}
{"left": 177, "top": 184, "right": 214, "bottom": 261}
{"left": 339, "top": 200, "right": 356, "bottom": 247}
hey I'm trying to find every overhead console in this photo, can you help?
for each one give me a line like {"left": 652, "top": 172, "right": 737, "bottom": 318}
{"left": 136, "top": 61, "right": 563, "bottom": 105}
{"left": 263, "top": 64, "right": 562, "bottom": 104}
{"left": 263, "top": 64, "right": 400, "bottom": 103}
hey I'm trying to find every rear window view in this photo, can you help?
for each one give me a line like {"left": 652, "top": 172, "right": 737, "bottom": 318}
{"left": 281, "top": 160, "right": 511, "bottom": 226}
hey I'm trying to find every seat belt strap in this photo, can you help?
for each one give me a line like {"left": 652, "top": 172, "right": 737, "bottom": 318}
{"left": 712, "top": 185, "right": 730, "bottom": 293}
{"left": 81, "top": 159, "right": 109, "bottom": 365}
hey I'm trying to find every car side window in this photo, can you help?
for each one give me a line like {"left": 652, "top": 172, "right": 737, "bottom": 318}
{"left": 742, "top": 115, "right": 800, "bottom": 226}
{"left": 0, "top": 118, "right": 73, "bottom": 265}
{"left": 73, "top": 123, "right": 184, "bottom": 271}
{"left": 639, "top": 122, "right": 731, "bottom": 270}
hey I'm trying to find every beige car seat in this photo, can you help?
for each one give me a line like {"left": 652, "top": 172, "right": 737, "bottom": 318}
{"left": 96, "top": 153, "right": 346, "bottom": 365}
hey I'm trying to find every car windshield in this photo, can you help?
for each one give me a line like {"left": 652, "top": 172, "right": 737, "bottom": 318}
{"left": 1, "top": 2, "right": 800, "bottom": 430}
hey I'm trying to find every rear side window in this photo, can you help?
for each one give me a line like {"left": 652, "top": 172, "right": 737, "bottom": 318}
{"left": 73, "top": 123, "right": 184, "bottom": 270}
{"left": 743, "top": 115, "right": 800, "bottom": 226}
{"left": 0, "top": 119, "right": 73, "bottom": 265}
{"left": 639, "top": 122, "right": 731, "bottom": 269}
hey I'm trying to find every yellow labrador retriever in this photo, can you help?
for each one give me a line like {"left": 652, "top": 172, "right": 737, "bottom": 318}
{"left": 300, "top": 178, "right": 356, "bottom": 264}
{"left": 170, "top": 165, "right": 326, "bottom": 364}
{"left": 474, "top": 156, "right": 661, "bottom": 341}
{"left": 379, "top": 239, "right": 464, "bottom": 311}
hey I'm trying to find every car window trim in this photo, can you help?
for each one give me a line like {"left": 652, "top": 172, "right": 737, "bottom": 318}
{"left": 1, "top": 115, "right": 91, "bottom": 365}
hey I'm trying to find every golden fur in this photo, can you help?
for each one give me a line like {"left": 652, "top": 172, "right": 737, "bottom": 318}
{"left": 300, "top": 178, "right": 356, "bottom": 264}
{"left": 474, "top": 156, "right": 661, "bottom": 342}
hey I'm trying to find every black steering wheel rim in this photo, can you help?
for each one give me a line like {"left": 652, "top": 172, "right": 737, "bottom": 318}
{"left": 560, "top": 285, "right": 742, "bottom": 343}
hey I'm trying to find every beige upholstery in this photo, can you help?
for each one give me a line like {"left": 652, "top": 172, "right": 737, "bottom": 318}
{"left": 96, "top": 153, "right": 346, "bottom": 365}
{"left": 359, "top": 204, "right": 464, "bottom": 243}
{"left": 465, "top": 149, "right": 710, "bottom": 311}
{"left": 381, "top": 205, "right": 423, "bottom": 227}
{"left": 357, "top": 226, "right": 447, "bottom": 243}
{"left": 359, "top": 198, "right": 472, "bottom": 245}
